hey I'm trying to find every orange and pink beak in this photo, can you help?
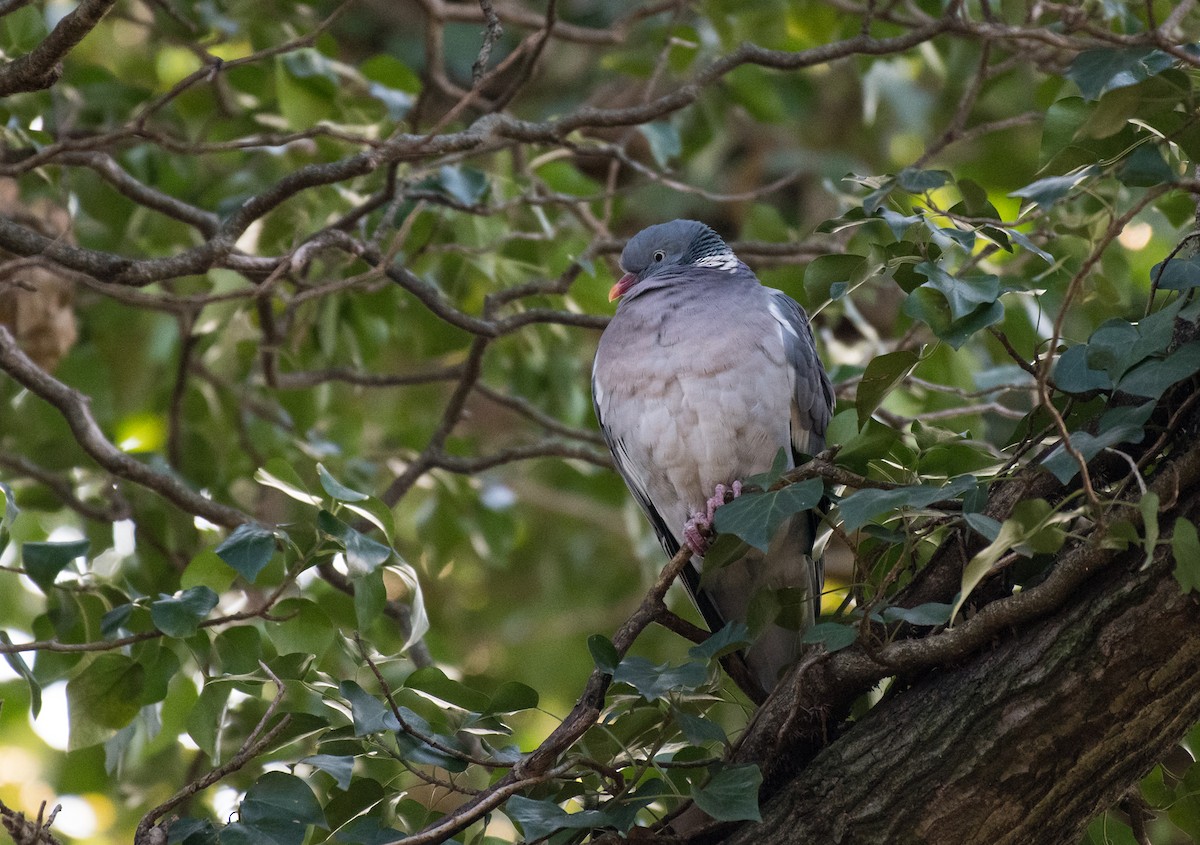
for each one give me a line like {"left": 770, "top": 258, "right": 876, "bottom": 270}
{"left": 608, "top": 272, "right": 637, "bottom": 302}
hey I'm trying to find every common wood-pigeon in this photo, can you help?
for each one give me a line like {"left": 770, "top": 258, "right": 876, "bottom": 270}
{"left": 592, "top": 219, "right": 834, "bottom": 700}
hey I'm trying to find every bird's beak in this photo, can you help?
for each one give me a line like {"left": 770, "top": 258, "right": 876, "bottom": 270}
{"left": 608, "top": 272, "right": 636, "bottom": 302}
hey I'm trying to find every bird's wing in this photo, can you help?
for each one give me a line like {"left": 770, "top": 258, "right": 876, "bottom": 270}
{"left": 764, "top": 288, "right": 835, "bottom": 460}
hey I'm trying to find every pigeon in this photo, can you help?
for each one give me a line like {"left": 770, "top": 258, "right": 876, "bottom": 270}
{"left": 592, "top": 219, "right": 834, "bottom": 701}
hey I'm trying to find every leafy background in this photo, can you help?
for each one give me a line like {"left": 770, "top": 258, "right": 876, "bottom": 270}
{"left": 2, "top": 0, "right": 1200, "bottom": 843}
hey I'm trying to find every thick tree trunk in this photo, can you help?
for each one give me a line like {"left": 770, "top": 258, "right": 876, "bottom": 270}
{"left": 724, "top": 546, "right": 1200, "bottom": 844}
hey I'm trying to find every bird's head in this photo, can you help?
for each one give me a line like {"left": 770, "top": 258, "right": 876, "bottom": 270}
{"left": 609, "top": 219, "right": 735, "bottom": 301}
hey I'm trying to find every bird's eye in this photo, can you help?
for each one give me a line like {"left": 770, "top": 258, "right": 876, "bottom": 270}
{"left": 653, "top": 250, "right": 665, "bottom": 262}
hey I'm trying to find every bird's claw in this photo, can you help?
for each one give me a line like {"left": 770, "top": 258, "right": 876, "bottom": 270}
{"left": 684, "top": 480, "right": 744, "bottom": 555}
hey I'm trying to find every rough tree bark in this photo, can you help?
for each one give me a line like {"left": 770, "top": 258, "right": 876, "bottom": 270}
{"left": 727, "top": 544, "right": 1200, "bottom": 844}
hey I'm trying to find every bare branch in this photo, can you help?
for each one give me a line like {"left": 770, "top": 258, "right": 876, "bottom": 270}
{"left": 0, "top": 0, "right": 117, "bottom": 95}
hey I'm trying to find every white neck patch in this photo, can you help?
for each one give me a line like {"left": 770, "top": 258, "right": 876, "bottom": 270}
{"left": 694, "top": 252, "right": 739, "bottom": 273}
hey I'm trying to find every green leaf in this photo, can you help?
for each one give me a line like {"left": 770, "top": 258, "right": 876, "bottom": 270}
{"left": 902, "top": 287, "right": 1004, "bottom": 349}
{"left": 1116, "top": 144, "right": 1175, "bottom": 187}
{"left": 1010, "top": 168, "right": 1097, "bottom": 208}
{"left": 1150, "top": 255, "right": 1200, "bottom": 291}
{"left": 214, "top": 524, "right": 277, "bottom": 584}
{"left": 839, "top": 476, "right": 975, "bottom": 533}
{"left": 317, "top": 511, "right": 392, "bottom": 575}
{"left": 879, "top": 603, "right": 953, "bottom": 626}
{"left": 405, "top": 666, "right": 490, "bottom": 712}
{"left": 691, "top": 763, "right": 763, "bottom": 822}
{"left": 254, "top": 464, "right": 322, "bottom": 506}
{"left": 1053, "top": 344, "right": 1113, "bottom": 394}
{"left": 339, "top": 681, "right": 401, "bottom": 736}
{"left": 964, "top": 513, "right": 1002, "bottom": 541}
{"left": 302, "top": 754, "right": 355, "bottom": 791}
{"left": 896, "top": 167, "right": 950, "bottom": 192}
{"left": 1116, "top": 342, "right": 1200, "bottom": 399}
{"left": 485, "top": 681, "right": 539, "bottom": 715}
{"left": 436, "top": 165, "right": 488, "bottom": 206}
{"left": 701, "top": 532, "right": 751, "bottom": 571}
{"left": 712, "top": 478, "right": 824, "bottom": 552}
{"left": 638, "top": 121, "right": 682, "bottom": 168}
{"left": 588, "top": 634, "right": 619, "bottom": 674}
{"left": 215, "top": 626, "right": 263, "bottom": 675}
{"left": 801, "top": 621, "right": 858, "bottom": 652}
{"left": 915, "top": 262, "right": 1000, "bottom": 322}
{"left": 1171, "top": 518, "right": 1200, "bottom": 594}
{"left": 266, "top": 598, "right": 335, "bottom": 657}
{"left": 688, "top": 621, "right": 752, "bottom": 662}
{"left": 673, "top": 708, "right": 729, "bottom": 746}
{"left": 0, "top": 632, "right": 41, "bottom": 718}
{"left": 613, "top": 656, "right": 708, "bottom": 700}
{"left": 952, "top": 519, "right": 1025, "bottom": 623}
{"left": 1066, "top": 47, "right": 1176, "bottom": 100}
{"left": 803, "top": 254, "right": 866, "bottom": 303}
{"left": 856, "top": 348, "right": 919, "bottom": 429}
{"left": 150, "top": 586, "right": 219, "bottom": 638}
{"left": 506, "top": 796, "right": 605, "bottom": 841}
{"left": 187, "top": 681, "right": 232, "bottom": 761}
{"left": 317, "top": 464, "right": 370, "bottom": 502}
{"left": 352, "top": 568, "right": 386, "bottom": 630}
{"left": 1139, "top": 492, "right": 1160, "bottom": 570}
{"left": 239, "top": 771, "right": 326, "bottom": 845}
{"left": 22, "top": 539, "right": 89, "bottom": 594}
{"left": 182, "top": 550, "right": 239, "bottom": 593}
{"left": 67, "top": 654, "right": 145, "bottom": 749}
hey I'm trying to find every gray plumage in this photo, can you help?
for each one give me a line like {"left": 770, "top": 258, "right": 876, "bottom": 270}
{"left": 592, "top": 219, "right": 834, "bottom": 701}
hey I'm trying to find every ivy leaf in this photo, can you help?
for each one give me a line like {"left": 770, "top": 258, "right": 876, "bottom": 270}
{"left": 301, "top": 754, "right": 355, "bottom": 791}
{"left": 22, "top": 539, "right": 89, "bottom": 594}
{"left": 638, "top": 121, "right": 682, "bottom": 168}
{"left": 953, "top": 519, "right": 1025, "bottom": 623}
{"left": 340, "top": 681, "right": 401, "bottom": 736}
{"left": 1066, "top": 47, "right": 1176, "bottom": 100}
{"left": 673, "top": 708, "right": 729, "bottom": 746}
{"left": 839, "top": 476, "right": 975, "bottom": 533}
{"left": 1172, "top": 518, "right": 1200, "bottom": 594}
{"left": 712, "top": 478, "right": 824, "bottom": 552}
{"left": 1053, "top": 344, "right": 1113, "bottom": 394}
{"left": 1117, "top": 144, "right": 1175, "bottom": 187}
{"left": 914, "top": 262, "right": 1000, "bottom": 322}
{"left": 317, "top": 511, "right": 392, "bottom": 575}
{"left": 215, "top": 524, "right": 276, "bottom": 584}
{"left": 317, "top": 464, "right": 370, "bottom": 502}
{"left": 1150, "top": 255, "right": 1200, "bottom": 291}
{"left": 1140, "top": 492, "right": 1160, "bottom": 570}
{"left": 1116, "top": 342, "right": 1200, "bottom": 399}
{"left": 505, "top": 796, "right": 605, "bottom": 841}
{"left": 150, "top": 586, "right": 219, "bottom": 638}
{"left": 688, "top": 621, "right": 752, "bottom": 662}
{"left": 67, "top": 654, "right": 145, "bottom": 749}
{"left": 856, "top": 348, "right": 919, "bottom": 429}
{"left": 0, "top": 631, "right": 41, "bottom": 718}
{"left": 613, "top": 656, "right": 708, "bottom": 700}
{"left": 238, "top": 771, "right": 326, "bottom": 845}
{"left": 691, "top": 763, "right": 763, "bottom": 822}
{"left": 880, "top": 603, "right": 954, "bottom": 626}
{"left": 1010, "top": 168, "right": 1097, "bottom": 208}
{"left": 405, "top": 666, "right": 491, "bottom": 712}
{"left": 436, "top": 165, "right": 488, "bottom": 206}
{"left": 896, "top": 167, "right": 950, "bottom": 193}
{"left": 485, "top": 681, "right": 539, "bottom": 715}
{"left": 801, "top": 621, "right": 858, "bottom": 652}
{"left": 588, "top": 634, "right": 619, "bottom": 675}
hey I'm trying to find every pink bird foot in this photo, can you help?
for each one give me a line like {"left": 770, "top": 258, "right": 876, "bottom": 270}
{"left": 683, "top": 480, "right": 744, "bottom": 554}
